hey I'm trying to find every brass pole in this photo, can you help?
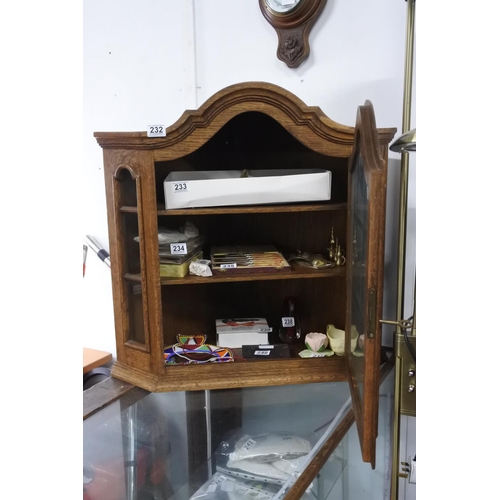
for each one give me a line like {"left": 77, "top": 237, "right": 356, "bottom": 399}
{"left": 391, "top": 1, "right": 415, "bottom": 499}
{"left": 411, "top": 277, "right": 416, "bottom": 336}
{"left": 396, "top": 0, "right": 415, "bottom": 335}
{"left": 391, "top": 355, "right": 403, "bottom": 499}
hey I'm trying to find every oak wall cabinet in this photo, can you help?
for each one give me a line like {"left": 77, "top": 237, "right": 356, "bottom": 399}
{"left": 95, "top": 82, "right": 396, "bottom": 465}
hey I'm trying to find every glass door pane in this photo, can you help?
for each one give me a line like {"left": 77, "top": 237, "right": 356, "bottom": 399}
{"left": 345, "top": 101, "right": 386, "bottom": 467}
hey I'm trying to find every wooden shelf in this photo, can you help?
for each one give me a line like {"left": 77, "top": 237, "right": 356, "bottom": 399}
{"left": 167, "top": 263, "right": 344, "bottom": 285}
{"left": 112, "top": 354, "right": 349, "bottom": 392}
{"left": 124, "top": 273, "right": 142, "bottom": 282}
{"left": 124, "top": 263, "right": 344, "bottom": 285}
{"left": 120, "top": 202, "right": 347, "bottom": 216}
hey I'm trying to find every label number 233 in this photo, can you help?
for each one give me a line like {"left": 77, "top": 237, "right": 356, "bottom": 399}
{"left": 173, "top": 183, "right": 188, "bottom": 192}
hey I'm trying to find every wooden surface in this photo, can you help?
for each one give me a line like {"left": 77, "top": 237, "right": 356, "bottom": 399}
{"left": 94, "top": 82, "right": 397, "bottom": 153}
{"left": 122, "top": 263, "right": 345, "bottom": 285}
{"left": 83, "top": 347, "right": 113, "bottom": 374}
{"left": 83, "top": 376, "right": 137, "bottom": 420}
{"left": 155, "top": 202, "right": 346, "bottom": 216}
{"left": 110, "top": 354, "right": 349, "bottom": 392}
{"left": 345, "top": 100, "right": 388, "bottom": 467}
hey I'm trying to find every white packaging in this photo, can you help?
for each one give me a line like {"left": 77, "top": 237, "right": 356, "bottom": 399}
{"left": 216, "top": 318, "right": 272, "bottom": 333}
{"left": 225, "top": 458, "right": 291, "bottom": 482}
{"left": 190, "top": 472, "right": 279, "bottom": 500}
{"left": 164, "top": 169, "right": 332, "bottom": 209}
{"left": 189, "top": 259, "right": 212, "bottom": 277}
{"left": 229, "top": 432, "right": 311, "bottom": 463}
{"left": 271, "top": 456, "right": 308, "bottom": 476}
{"left": 217, "top": 332, "right": 269, "bottom": 349}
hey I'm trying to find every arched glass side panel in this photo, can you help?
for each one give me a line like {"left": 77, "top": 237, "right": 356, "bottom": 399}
{"left": 114, "top": 167, "right": 147, "bottom": 349}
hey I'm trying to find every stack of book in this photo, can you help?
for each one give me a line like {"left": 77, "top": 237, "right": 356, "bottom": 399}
{"left": 216, "top": 318, "right": 272, "bottom": 348}
{"left": 159, "top": 236, "right": 205, "bottom": 278}
{"left": 210, "top": 245, "right": 291, "bottom": 275}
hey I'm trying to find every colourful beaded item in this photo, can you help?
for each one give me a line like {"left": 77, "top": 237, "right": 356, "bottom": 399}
{"left": 164, "top": 335, "right": 234, "bottom": 365}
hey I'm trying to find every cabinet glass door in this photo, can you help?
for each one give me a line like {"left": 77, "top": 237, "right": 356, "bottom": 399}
{"left": 345, "top": 101, "right": 386, "bottom": 468}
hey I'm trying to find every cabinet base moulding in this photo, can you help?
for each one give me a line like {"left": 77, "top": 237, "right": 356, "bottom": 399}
{"left": 111, "top": 357, "right": 349, "bottom": 392}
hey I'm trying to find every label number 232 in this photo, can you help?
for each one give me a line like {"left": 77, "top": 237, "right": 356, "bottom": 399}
{"left": 147, "top": 125, "right": 166, "bottom": 137}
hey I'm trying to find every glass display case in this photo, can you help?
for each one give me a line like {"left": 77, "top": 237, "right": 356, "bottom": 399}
{"left": 83, "top": 364, "right": 393, "bottom": 500}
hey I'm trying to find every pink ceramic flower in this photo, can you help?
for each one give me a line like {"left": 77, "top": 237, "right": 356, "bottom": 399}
{"left": 305, "top": 332, "right": 328, "bottom": 352}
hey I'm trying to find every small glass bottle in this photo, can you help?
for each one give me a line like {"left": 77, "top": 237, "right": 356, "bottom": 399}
{"left": 279, "top": 296, "right": 302, "bottom": 344}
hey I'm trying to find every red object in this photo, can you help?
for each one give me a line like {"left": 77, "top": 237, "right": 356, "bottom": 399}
{"left": 149, "top": 457, "right": 167, "bottom": 485}
{"left": 83, "top": 448, "right": 149, "bottom": 500}
{"left": 279, "top": 296, "right": 302, "bottom": 344}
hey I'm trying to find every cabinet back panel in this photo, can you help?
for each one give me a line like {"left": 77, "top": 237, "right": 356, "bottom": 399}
{"left": 122, "top": 213, "right": 141, "bottom": 274}
{"left": 160, "top": 279, "right": 345, "bottom": 348}
{"left": 126, "top": 281, "right": 146, "bottom": 345}
{"left": 157, "top": 211, "right": 346, "bottom": 258}
{"left": 153, "top": 112, "right": 349, "bottom": 205}
{"left": 115, "top": 167, "right": 138, "bottom": 207}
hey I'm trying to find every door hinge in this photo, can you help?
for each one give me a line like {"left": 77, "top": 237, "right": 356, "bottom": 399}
{"left": 399, "top": 461, "right": 410, "bottom": 479}
{"left": 367, "top": 288, "right": 376, "bottom": 338}
{"left": 399, "top": 457, "right": 416, "bottom": 483}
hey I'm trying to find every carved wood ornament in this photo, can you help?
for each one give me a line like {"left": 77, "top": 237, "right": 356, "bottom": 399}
{"left": 259, "top": 0, "right": 327, "bottom": 68}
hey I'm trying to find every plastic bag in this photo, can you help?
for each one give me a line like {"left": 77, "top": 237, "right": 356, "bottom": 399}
{"left": 271, "top": 456, "right": 308, "bottom": 476}
{"left": 225, "top": 458, "right": 290, "bottom": 482}
{"left": 134, "top": 221, "right": 200, "bottom": 245}
{"left": 214, "top": 429, "right": 313, "bottom": 488}
{"left": 229, "top": 432, "right": 311, "bottom": 463}
{"left": 190, "top": 472, "right": 279, "bottom": 500}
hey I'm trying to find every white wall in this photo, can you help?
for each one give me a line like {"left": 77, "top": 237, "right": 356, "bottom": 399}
{"left": 83, "top": 0, "right": 414, "bottom": 358}
{"left": 83, "top": 1, "right": 190, "bottom": 356}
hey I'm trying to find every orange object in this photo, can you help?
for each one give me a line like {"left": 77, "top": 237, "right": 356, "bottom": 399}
{"left": 83, "top": 348, "right": 112, "bottom": 374}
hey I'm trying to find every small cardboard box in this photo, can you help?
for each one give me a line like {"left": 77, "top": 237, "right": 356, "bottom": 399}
{"left": 163, "top": 169, "right": 332, "bottom": 209}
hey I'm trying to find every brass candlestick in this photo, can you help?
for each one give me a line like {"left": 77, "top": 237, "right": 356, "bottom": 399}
{"left": 334, "top": 239, "right": 346, "bottom": 266}
{"left": 328, "top": 227, "right": 336, "bottom": 260}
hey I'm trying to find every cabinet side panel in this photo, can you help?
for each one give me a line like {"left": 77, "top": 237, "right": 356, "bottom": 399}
{"left": 103, "top": 150, "right": 164, "bottom": 375}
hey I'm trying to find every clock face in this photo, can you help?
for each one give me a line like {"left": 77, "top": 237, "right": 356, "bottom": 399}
{"left": 265, "top": 0, "right": 302, "bottom": 14}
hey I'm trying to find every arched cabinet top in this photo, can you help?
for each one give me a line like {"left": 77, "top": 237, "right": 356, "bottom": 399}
{"left": 94, "top": 82, "right": 396, "bottom": 158}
